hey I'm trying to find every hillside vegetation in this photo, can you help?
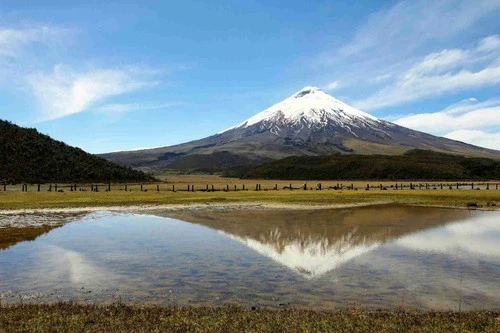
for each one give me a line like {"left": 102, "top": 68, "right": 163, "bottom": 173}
{"left": 231, "top": 149, "right": 500, "bottom": 180}
{"left": 0, "top": 120, "right": 154, "bottom": 183}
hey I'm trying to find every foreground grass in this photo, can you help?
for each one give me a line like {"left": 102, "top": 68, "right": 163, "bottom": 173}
{"left": 0, "top": 304, "right": 498, "bottom": 333}
{"left": 0, "top": 188, "right": 499, "bottom": 210}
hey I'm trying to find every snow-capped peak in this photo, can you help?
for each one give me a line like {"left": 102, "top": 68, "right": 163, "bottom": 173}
{"left": 222, "top": 86, "right": 379, "bottom": 134}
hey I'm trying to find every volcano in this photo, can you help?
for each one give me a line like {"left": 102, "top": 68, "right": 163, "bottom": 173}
{"left": 101, "top": 86, "right": 500, "bottom": 170}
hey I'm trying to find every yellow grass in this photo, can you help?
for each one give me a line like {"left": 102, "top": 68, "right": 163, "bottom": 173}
{"left": 1, "top": 185, "right": 499, "bottom": 210}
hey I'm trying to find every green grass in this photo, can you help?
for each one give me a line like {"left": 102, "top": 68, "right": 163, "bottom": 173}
{"left": 0, "top": 304, "right": 498, "bottom": 333}
{"left": 0, "top": 189, "right": 499, "bottom": 210}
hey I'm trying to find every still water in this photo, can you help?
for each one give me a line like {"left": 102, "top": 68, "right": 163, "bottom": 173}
{"left": 1, "top": 205, "right": 499, "bottom": 310}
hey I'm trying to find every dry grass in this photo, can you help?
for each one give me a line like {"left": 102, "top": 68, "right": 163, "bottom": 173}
{"left": 0, "top": 186, "right": 499, "bottom": 211}
{"left": 0, "top": 304, "right": 499, "bottom": 333}
{"left": 1, "top": 175, "right": 499, "bottom": 210}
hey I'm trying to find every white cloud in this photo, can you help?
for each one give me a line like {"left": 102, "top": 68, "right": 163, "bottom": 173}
{"left": 324, "top": 80, "right": 340, "bottom": 90}
{"left": 339, "top": 0, "right": 500, "bottom": 58}
{"left": 394, "top": 99, "right": 500, "bottom": 133}
{"left": 28, "top": 64, "right": 159, "bottom": 121}
{"left": 0, "top": 25, "right": 70, "bottom": 57}
{"left": 355, "top": 35, "right": 500, "bottom": 110}
{"left": 477, "top": 35, "right": 500, "bottom": 52}
{"left": 392, "top": 98, "right": 500, "bottom": 150}
{"left": 445, "top": 130, "right": 500, "bottom": 151}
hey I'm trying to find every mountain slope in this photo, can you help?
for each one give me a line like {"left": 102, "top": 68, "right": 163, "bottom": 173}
{"left": 101, "top": 87, "right": 500, "bottom": 170}
{"left": 0, "top": 120, "right": 154, "bottom": 183}
{"left": 231, "top": 149, "right": 500, "bottom": 181}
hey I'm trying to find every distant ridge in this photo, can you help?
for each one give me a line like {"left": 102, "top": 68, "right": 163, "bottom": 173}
{"left": 0, "top": 120, "right": 154, "bottom": 183}
{"left": 101, "top": 87, "right": 500, "bottom": 171}
{"left": 231, "top": 149, "right": 500, "bottom": 181}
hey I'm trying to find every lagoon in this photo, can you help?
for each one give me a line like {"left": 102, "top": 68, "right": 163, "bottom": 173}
{"left": 1, "top": 205, "right": 499, "bottom": 310}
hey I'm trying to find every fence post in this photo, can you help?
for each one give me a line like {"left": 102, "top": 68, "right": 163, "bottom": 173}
{"left": 192, "top": 185, "right": 195, "bottom": 192}
{"left": 471, "top": 183, "right": 474, "bottom": 190}
{"left": 38, "top": 184, "right": 41, "bottom": 192}
{"left": 55, "top": 184, "right": 58, "bottom": 192}
{"left": 212, "top": 185, "right": 215, "bottom": 192}
{"left": 234, "top": 185, "right": 237, "bottom": 191}
{"left": 157, "top": 185, "right": 160, "bottom": 192}
{"left": 243, "top": 184, "right": 245, "bottom": 191}
{"left": 486, "top": 183, "right": 490, "bottom": 190}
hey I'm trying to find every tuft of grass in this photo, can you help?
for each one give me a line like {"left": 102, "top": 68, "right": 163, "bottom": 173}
{"left": 0, "top": 304, "right": 498, "bottom": 333}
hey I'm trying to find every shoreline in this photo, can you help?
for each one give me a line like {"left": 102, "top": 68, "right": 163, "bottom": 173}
{"left": 1, "top": 199, "right": 499, "bottom": 216}
{"left": 1, "top": 200, "right": 498, "bottom": 228}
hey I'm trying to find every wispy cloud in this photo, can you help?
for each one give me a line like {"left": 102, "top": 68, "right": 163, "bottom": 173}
{"left": 393, "top": 98, "right": 500, "bottom": 150}
{"left": 324, "top": 80, "right": 340, "bottom": 91}
{"left": 338, "top": 0, "right": 500, "bottom": 59}
{"left": 0, "top": 24, "right": 71, "bottom": 57}
{"left": 28, "top": 64, "right": 160, "bottom": 121}
{"left": 445, "top": 130, "right": 500, "bottom": 150}
{"left": 355, "top": 35, "right": 500, "bottom": 110}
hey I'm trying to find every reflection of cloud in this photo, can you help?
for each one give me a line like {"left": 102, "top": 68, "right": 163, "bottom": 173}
{"left": 223, "top": 230, "right": 380, "bottom": 279}
{"left": 396, "top": 213, "right": 500, "bottom": 257}
{"left": 38, "top": 245, "right": 116, "bottom": 285}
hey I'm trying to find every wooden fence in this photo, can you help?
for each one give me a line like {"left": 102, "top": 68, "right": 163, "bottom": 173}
{"left": 2, "top": 182, "right": 500, "bottom": 193}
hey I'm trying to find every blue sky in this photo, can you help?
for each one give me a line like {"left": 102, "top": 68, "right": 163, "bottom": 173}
{"left": 0, "top": 0, "right": 499, "bottom": 153}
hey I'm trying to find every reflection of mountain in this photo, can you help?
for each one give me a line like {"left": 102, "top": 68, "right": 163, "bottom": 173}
{"left": 161, "top": 205, "right": 470, "bottom": 278}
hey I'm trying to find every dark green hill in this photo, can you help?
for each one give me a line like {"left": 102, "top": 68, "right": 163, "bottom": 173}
{"left": 0, "top": 120, "right": 154, "bottom": 184}
{"left": 232, "top": 150, "right": 500, "bottom": 181}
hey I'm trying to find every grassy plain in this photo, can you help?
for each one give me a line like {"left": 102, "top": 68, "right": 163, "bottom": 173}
{"left": 0, "top": 175, "right": 499, "bottom": 210}
{"left": 1, "top": 304, "right": 499, "bottom": 333}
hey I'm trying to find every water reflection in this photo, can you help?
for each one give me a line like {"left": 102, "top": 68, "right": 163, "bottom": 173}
{"left": 0, "top": 206, "right": 499, "bottom": 310}
{"left": 397, "top": 213, "right": 500, "bottom": 258}
{"left": 162, "top": 206, "right": 471, "bottom": 278}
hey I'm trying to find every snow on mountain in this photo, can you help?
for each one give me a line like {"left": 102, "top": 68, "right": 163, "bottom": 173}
{"left": 101, "top": 85, "right": 500, "bottom": 170}
{"left": 222, "top": 86, "right": 381, "bottom": 136}
{"left": 222, "top": 230, "right": 380, "bottom": 279}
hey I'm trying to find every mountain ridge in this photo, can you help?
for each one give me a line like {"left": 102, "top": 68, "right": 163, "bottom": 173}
{"left": 101, "top": 87, "right": 500, "bottom": 171}
{"left": 0, "top": 120, "right": 154, "bottom": 183}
